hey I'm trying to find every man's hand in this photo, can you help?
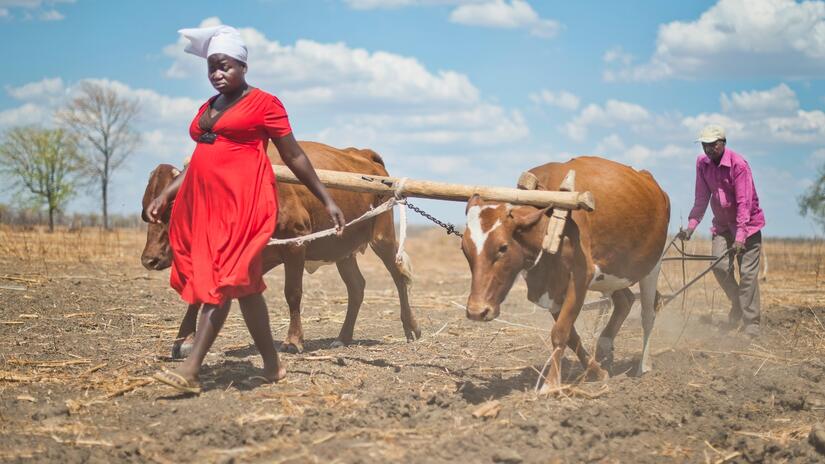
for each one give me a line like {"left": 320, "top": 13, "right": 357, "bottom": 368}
{"left": 732, "top": 241, "right": 745, "bottom": 255}
{"left": 326, "top": 202, "right": 346, "bottom": 235}
{"left": 676, "top": 227, "right": 694, "bottom": 241}
{"left": 146, "top": 195, "right": 170, "bottom": 224}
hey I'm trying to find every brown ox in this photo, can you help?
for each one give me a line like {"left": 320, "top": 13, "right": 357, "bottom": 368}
{"left": 462, "top": 156, "right": 669, "bottom": 392}
{"left": 141, "top": 141, "right": 420, "bottom": 354}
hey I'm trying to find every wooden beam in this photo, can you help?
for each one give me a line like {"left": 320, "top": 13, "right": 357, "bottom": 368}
{"left": 272, "top": 165, "right": 595, "bottom": 211}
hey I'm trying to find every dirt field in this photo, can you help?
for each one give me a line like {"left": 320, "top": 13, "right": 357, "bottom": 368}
{"left": 1, "top": 227, "right": 824, "bottom": 463}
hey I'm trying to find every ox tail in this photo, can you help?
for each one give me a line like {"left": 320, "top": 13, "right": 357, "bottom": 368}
{"left": 395, "top": 249, "right": 414, "bottom": 289}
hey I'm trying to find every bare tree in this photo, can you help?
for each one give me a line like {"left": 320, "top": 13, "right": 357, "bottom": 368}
{"left": 799, "top": 163, "right": 825, "bottom": 233}
{"left": 0, "top": 127, "right": 81, "bottom": 232}
{"left": 57, "top": 81, "right": 140, "bottom": 230}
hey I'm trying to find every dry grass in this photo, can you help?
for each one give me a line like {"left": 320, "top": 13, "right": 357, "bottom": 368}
{"left": 0, "top": 225, "right": 146, "bottom": 264}
{"left": 0, "top": 226, "right": 823, "bottom": 462}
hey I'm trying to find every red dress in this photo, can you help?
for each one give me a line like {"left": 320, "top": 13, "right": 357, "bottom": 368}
{"left": 169, "top": 88, "right": 292, "bottom": 305}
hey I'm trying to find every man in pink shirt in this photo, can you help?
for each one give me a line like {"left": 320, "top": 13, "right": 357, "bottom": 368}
{"left": 677, "top": 125, "right": 766, "bottom": 337}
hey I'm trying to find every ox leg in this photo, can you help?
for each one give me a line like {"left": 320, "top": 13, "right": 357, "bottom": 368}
{"left": 331, "top": 255, "right": 366, "bottom": 348}
{"left": 171, "top": 303, "right": 201, "bottom": 359}
{"left": 539, "top": 273, "right": 590, "bottom": 394}
{"left": 638, "top": 261, "right": 661, "bottom": 376}
{"left": 369, "top": 212, "right": 421, "bottom": 342}
{"left": 595, "top": 288, "right": 635, "bottom": 376}
{"left": 280, "top": 250, "right": 306, "bottom": 353}
{"left": 547, "top": 302, "right": 595, "bottom": 376}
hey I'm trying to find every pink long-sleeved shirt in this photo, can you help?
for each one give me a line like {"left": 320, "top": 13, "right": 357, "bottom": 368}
{"left": 687, "top": 148, "right": 765, "bottom": 243}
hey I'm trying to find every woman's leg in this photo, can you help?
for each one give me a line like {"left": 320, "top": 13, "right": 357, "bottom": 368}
{"left": 171, "top": 303, "right": 201, "bottom": 359}
{"left": 173, "top": 300, "right": 231, "bottom": 383}
{"left": 239, "top": 293, "right": 285, "bottom": 382}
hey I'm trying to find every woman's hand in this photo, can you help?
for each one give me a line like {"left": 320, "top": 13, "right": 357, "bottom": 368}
{"left": 146, "top": 194, "right": 170, "bottom": 224}
{"left": 326, "top": 201, "right": 346, "bottom": 235}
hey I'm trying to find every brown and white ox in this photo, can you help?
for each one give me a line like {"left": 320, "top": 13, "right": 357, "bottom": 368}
{"left": 462, "top": 156, "right": 670, "bottom": 392}
{"left": 141, "top": 141, "right": 421, "bottom": 355}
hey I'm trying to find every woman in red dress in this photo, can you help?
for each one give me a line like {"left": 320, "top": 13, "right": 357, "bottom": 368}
{"left": 146, "top": 26, "right": 345, "bottom": 394}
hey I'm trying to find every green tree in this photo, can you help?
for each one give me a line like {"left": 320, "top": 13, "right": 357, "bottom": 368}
{"left": 0, "top": 127, "right": 81, "bottom": 232}
{"left": 56, "top": 81, "right": 140, "bottom": 230}
{"left": 799, "top": 164, "right": 825, "bottom": 233}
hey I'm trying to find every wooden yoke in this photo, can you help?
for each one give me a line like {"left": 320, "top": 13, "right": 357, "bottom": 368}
{"left": 542, "top": 170, "right": 576, "bottom": 255}
{"left": 517, "top": 171, "right": 539, "bottom": 190}
{"left": 273, "top": 165, "right": 595, "bottom": 211}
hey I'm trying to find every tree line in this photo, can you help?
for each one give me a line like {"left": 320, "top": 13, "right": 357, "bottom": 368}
{"left": 0, "top": 82, "right": 139, "bottom": 232}
{"left": 2, "top": 81, "right": 825, "bottom": 234}
{"left": 0, "top": 203, "right": 144, "bottom": 229}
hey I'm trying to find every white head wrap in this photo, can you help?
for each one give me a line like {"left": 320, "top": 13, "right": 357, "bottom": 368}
{"left": 178, "top": 25, "right": 248, "bottom": 63}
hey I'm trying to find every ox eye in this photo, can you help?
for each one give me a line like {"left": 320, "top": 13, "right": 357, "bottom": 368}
{"left": 498, "top": 244, "right": 508, "bottom": 254}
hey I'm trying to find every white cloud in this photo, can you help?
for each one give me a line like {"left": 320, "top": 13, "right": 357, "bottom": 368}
{"left": 6, "top": 77, "right": 65, "bottom": 103}
{"left": 530, "top": 89, "right": 580, "bottom": 111}
{"left": 1, "top": 77, "right": 199, "bottom": 162}
{"left": 165, "top": 17, "right": 528, "bottom": 149}
{"left": 562, "top": 99, "right": 650, "bottom": 141}
{"left": 604, "top": 0, "right": 825, "bottom": 81}
{"left": 681, "top": 86, "right": 825, "bottom": 145}
{"left": 0, "top": 76, "right": 201, "bottom": 215}
{"left": 602, "top": 47, "right": 633, "bottom": 66}
{"left": 720, "top": 83, "right": 799, "bottom": 116}
{"left": 0, "top": 102, "right": 51, "bottom": 128}
{"left": 593, "top": 134, "right": 693, "bottom": 168}
{"left": 0, "top": 0, "right": 42, "bottom": 6}
{"left": 559, "top": 84, "right": 825, "bottom": 181}
{"left": 807, "top": 148, "right": 825, "bottom": 168}
{"left": 0, "top": 0, "right": 73, "bottom": 21}
{"left": 39, "top": 8, "right": 62, "bottom": 20}
{"left": 415, "top": 155, "right": 471, "bottom": 175}
{"left": 449, "top": 0, "right": 560, "bottom": 38}
{"left": 343, "top": 0, "right": 560, "bottom": 38}
{"left": 315, "top": 103, "right": 528, "bottom": 148}
{"left": 681, "top": 113, "right": 747, "bottom": 140}
{"left": 764, "top": 110, "right": 825, "bottom": 143}
{"left": 79, "top": 79, "right": 202, "bottom": 126}
{"left": 344, "top": 0, "right": 458, "bottom": 8}
{"left": 166, "top": 18, "right": 479, "bottom": 108}
{"left": 0, "top": 0, "right": 74, "bottom": 7}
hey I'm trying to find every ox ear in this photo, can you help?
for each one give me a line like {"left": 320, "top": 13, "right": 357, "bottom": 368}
{"left": 465, "top": 193, "right": 482, "bottom": 214}
{"left": 510, "top": 206, "right": 549, "bottom": 231}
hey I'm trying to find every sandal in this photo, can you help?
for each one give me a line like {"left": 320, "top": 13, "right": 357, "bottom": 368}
{"left": 152, "top": 369, "right": 202, "bottom": 395}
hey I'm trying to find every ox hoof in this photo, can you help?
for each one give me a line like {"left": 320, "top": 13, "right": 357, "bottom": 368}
{"left": 537, "top": 382, "right": 564, "bottom": 396}
{"left": 595, "top": 356, "right": 613, "bottom": 377}
{"left": 278, "top": 342, "right": 303, "bottom": 354}
{"left": 595, "top": 338, "right": 614, "bottom": 375}
{"left": 329, "top": 339, "right": 348, "bottom": 349}
{"left": 635, "top": 362, "right": 653, "bottom": 377}
{"left": 405, "top": 327, "right": 422, "bottom": 342}
{"left": 587, "top": 365, "right": 610, "bottom": 382}
{"left": 171, "top": 335, "right": 195, "bottom": 360}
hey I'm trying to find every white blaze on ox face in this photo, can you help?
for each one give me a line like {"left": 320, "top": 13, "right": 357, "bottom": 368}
{"left": 466, "top": 205, "right": 506, "bottom": 256}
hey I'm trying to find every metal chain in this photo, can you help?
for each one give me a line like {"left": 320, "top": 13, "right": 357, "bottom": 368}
{"left": 405, "top": 200, "right": 463, "bottom": 238}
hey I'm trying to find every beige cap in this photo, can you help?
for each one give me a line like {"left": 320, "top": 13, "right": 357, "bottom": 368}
{"left": 696, "top": 124, "right": 726, "bottom": 143}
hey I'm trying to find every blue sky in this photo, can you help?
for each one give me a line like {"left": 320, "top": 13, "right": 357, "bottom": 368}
{"left": 1, "top": 0, "right": 824, "bottom": 237}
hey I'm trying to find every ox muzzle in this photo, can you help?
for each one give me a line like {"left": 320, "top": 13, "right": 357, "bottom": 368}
{"left": 465, "top": 298, "right": 501, "bottom": 322}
